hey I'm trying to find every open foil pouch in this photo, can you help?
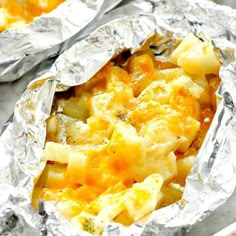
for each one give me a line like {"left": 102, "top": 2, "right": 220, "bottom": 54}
{"left": 1, "top": 0, "right": 236, "bottom": 235}
{"left": 0, "top": 0, "right": 122, "bottom": 82}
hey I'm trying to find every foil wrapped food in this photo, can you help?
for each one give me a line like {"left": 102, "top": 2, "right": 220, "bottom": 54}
{"left": 1, "top": 0, "right": 236, "bottom": 235}
{"left": 0, "top": 0, "right": 122, "bottom": 83}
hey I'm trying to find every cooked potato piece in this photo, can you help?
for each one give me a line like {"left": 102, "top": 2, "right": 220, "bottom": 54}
{"left": 87, "top": 116, "right": 110, "bottom": 132}
{"left": 66, "top": 151, "right": 87, "bottom": 185}
{"left": 154, "top": 67, "right": 187, "bottom": 82}
{"left": 46, "top": 115, "right": 60, "bottom": 142}
{"left": 137, "top": 80, "right": 171, "bottom": 104}
{"left": 159, "top": 183, "right": 183, "bottom": 208}
{"left": 126, "top": 53, "right": 155, "bottom": 74}
{"left": 140, "top": 118, "right": 180, "bottom": 157}
{"left": 63, "top": 94, "right": 90, "bottom": 121}
{"left": 176, "top": 117, "right": 201, "bottom": 152}
{"left": 170, "top": 33, "right": 202, "bottom": 64}
{"left": 107, "top": 121, "right": 146, "bottom": 178}
{"left": 170, "top": 33, "right": 221, "bottom": 75}
{"left": 89, "top": 92, "right": 114, "bottom": 117}
{"left": 169, "top": 87, "right": 201, "bottom": 120}
{"left": 177, "top": 41, "right": 221, "bottom": 75}
{"left": 43, "top": 142, "right": 73, "bottom": 164}
{"left": 114, "top": 210, "right": 134, "bottom": 226}
{"left": 170, "top": 75, "right": 204, "bottom": 99}
{"left": 133, "top": 152, "right": 177, "bottom": 183}
{"left": 65, "top": 120, "right": 90, "bottom": 145}
{"left": 65, "top": 120, "right": 110, "bottom": 145}
{"left": 36, "top": 162, "right": 66, "bottom": 189}
{"left": 130, "top": 100, "right": 163, "bottom": 125}
{"left": 176, "top": 156, "right": 195, "bottom": 185}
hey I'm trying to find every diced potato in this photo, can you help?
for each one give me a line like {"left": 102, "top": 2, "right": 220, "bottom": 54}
{"left": 114, "top": 209, "right": 134, "bottom": 226}
{"left": 154, "top": 67, "right": 186, "bottom": 82}
{"left": 191, "top": 74, "right": 212, "bottom": 106}
{"left": 176, "top": 117, "right": 201, "bottom": 152}
{"left": 126, "top": 53, "right": 155, "bottom": 74}
{"left": 65, "top": 120, "right": 91, "bottom": 145}
{"left": 108, "top": 80, "right": 133, "bottom": 104}
{"left": 130, "top": 72, "right": 158, "bottom": 97}
{"left": 42, "top": 142, "right": 73, "bottom": 164}
{"left": 106, "top": 67, "right": 133, "bottom": 103}
{"left": 137, "top": 80, "right": 171, "bottom": 104}
{"left": 140, "top": 118, "right": 179, "bottom": 157}
{"left": 169, "top": 87, "right": 201, "bottom": 120}
{"left": 107, "top": 66, "right": 131, "bottom": 85}
{"left": 45, "top": 164, "right": 67, "bottom": 189}
{"left": 65, "top": 120, "right": 111, "bottom": 146}
{"left": 176, "top": 156, "right": 195, "bottom": 185}
{"left": 130, "top": 100, "right": 162, "bottom": 124}
{"left": 89, "top": 92, "right": 114, "bottom": 117}
{"left": 134, "top": 152, "right": 177, "bottom": 183}
{"left": 191, "top": 74, "right": 209, "bottom": 88}
{"left": 46, "top": 115, "right": 60, "bottom": 142}
{"left": 36, "top": 163, "right": 66, "bottom": 189}
{"left": 159, "top": 183, "right": 183, "bottom": 208}
{"left": 170, "top": 33, "right": 202, "bottom": 64}
{"left": 170, "top": 75, "right": 204, "bottom": 99}
{"left": 107, "top": 121, "right": 146, "bottom": 177}
{"left": 87, "top": 116, "right": 110, "bottom": 132}
{"left": 66, "top": 151, "right": 87, "bottom": 185}
{"left": 177, "top": 41, "right": 221, "bottom": 75}
{"left": 125, "top": 54, "right": 157, "bottom": 96}
{"left": 63, "top": 94, "right": 90, "bottom": 121}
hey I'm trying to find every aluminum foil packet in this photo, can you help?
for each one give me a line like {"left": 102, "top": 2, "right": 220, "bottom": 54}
{"left": 1, "top": 0, "right": 236, "bottom": 235}
{"left": 0, "top": 0, "right": 122, "bottom": 83}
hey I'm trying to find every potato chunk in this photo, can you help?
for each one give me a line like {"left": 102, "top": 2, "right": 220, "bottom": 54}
{"left": 170, "top": 33, "right": 202, "bottom": 64}
{"left": 107, "top": 121, "right": 146, "bottom": 177}
{"left": 170, "top": 33, "right": 221, "bottom": 75}
{"left": 177, "top": 41, "right": 221, "bottom": 75}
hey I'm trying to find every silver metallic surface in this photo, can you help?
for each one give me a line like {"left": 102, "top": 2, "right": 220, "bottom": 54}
{"left": 0, "top": 0, "right": 122, "bottom": 83}
{"left": 1, "top": 0, "right": 236, "bottom": 235}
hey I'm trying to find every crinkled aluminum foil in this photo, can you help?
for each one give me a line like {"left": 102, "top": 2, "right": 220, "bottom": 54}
{"left": 0, "top": 0, "right": 122, "bottom": 83}
{"left": 1, "top": 0, "right": 236, "bottom": 235}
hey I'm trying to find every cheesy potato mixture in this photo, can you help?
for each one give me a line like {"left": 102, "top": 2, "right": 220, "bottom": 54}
{"left": 0, "top": 0, "right": 65, "bottom": 32}
{"left": 33, "top": 34, "right": 221, "bottom": 235}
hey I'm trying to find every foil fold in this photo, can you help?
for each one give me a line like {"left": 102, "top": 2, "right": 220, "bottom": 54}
{"left": 1, "top": 0, "right": 236, "bottom": 235}
{"left": 0, "top": 0, "right": 122, "bottom": 83}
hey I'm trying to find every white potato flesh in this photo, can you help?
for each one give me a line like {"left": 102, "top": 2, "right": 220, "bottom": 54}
{"left": 42, "top": 142, "right": 72, "bottom": 164}
{"left": 170, "top": 33, "right": 202, "bottom": 64}
{"left": 170, "top": 75, "right": 204, "bottom": 99}
{"left": 177, "top": 41, "right": 221, "bottom": 75}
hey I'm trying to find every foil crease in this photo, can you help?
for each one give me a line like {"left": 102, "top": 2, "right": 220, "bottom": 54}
{"left": 1, "top": 0, "right": 236, "bottom": 235}
{"left": 0, "top": 0, "right": 122, "bottom": 83}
